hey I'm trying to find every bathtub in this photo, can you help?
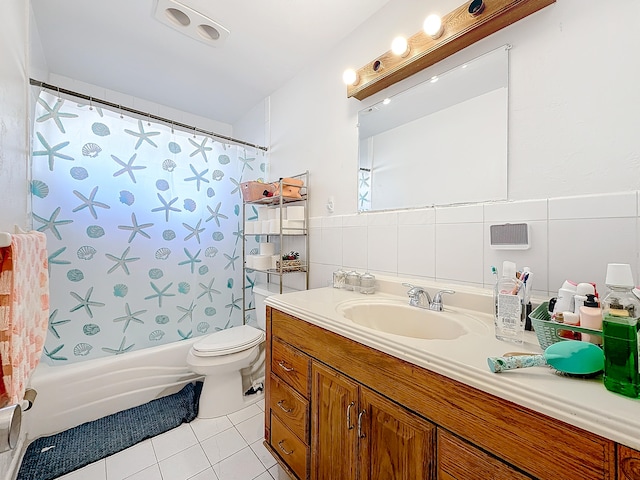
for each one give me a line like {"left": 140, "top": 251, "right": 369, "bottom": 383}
{"left": 23, "top": 338, "right": 201, "bottom": 440}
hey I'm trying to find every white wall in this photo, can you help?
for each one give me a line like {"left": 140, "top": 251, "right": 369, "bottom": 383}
{"left": 0, "top": 1, "right": 29, "bottom": 476}
{"left": 269, "top": 0, "right": 640, "bottom": 215}
{"left": 0, "top": 1, "right": 30, "bottom": 234}
{"left": 262, "top": 0, "right": 640, "bottom": 296}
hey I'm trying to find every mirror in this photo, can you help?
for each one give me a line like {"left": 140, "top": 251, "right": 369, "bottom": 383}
{"left": 358, "top": 45, "right": 509, "bottom": 212}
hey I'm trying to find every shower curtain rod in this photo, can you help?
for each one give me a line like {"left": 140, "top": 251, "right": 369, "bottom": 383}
{"left": 29, "top": 78, "right": 268, "bottom": 152}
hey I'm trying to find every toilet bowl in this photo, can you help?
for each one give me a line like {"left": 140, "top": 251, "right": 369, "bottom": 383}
{"left": 186, "top": 283, "right": 297, "bottom": 418}
{"left": 187, "top": 325, "right": 265, "bottom": 418}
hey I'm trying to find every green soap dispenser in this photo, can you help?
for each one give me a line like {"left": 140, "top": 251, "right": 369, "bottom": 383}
{"left": 601, "top": 263, "right": 640, "bottom": 398}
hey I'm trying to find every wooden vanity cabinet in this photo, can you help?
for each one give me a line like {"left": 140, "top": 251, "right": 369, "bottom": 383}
{"left": 311, "top": 361, "right": 435, "bottom": 480}
{"left": 265, "top": 306, "right": 627, "bottom": 480}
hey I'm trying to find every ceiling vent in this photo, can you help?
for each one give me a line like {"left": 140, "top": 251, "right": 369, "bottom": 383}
{"left": 154, "top": 0, "right": 229, "bottom": 47}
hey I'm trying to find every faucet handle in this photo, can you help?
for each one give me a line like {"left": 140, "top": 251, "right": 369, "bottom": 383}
{"left": 430, "top": 290, "right": 455, "bottom": 311}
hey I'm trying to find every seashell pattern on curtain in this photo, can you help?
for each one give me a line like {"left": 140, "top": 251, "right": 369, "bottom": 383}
{"left": 31, "top": 90, "right": 266, "bottom": 365}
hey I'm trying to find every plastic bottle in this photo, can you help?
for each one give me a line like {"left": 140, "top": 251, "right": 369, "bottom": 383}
{"left": 580, "top": 294, "right": 603, "bottom": 344}
{"left": 494, "top": 261, "right": 524, "bottom": 344}
{"left": 601, "top": 263, "right": 640, "bottom": 398}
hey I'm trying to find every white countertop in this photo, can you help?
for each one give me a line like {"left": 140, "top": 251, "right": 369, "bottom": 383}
{"left": 265, "top": 276, "right": 640, "bottom": 450}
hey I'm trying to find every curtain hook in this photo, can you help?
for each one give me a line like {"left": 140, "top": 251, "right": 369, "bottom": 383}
{"left": 193, "top": 126, "right": 197, "bottom": 139}
{"left": 147, "top": 113, "right": 151, "bottom": 126}
{"left": 57, "top": 87, "right": 62, "bottom": 103}
{"left": 89, "top": 97, "right": 93, "bottom": 111}
{"left": 171, "top": 121, "right": 174, "bottom": 134}
{"left": 119, "top": 105, "right": 123, "bottom": 119}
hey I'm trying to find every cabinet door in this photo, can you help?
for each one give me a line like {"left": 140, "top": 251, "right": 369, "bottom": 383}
{"left": 311, "top": 361, "right": 359, "bottom": 480}
{"left": 359, "top": 387, "right": 436, "bottom": 480}
{"left": 619, "top": 445, "right": 640, "bottom": 480}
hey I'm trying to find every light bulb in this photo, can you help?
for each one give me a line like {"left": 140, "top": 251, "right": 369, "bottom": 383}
{"left": 343, "top": 69, "right": 359, "bottom": 86}
{"left": 391, "top": 36, "right": 409, "bottom": 57}
{"left": 382, "top": 98, "right": 391, "bottom": 105}
{"left": 423, "top": 14, "right": 444, "bottom": 39}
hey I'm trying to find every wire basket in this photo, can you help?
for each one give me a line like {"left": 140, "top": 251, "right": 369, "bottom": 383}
{"left": 529, "top": 302, "right": 603, "bottom": 350}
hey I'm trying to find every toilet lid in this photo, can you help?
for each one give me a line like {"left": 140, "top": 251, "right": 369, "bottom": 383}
{"left": 192, "top": 325, "right": 265, "bottom": 356}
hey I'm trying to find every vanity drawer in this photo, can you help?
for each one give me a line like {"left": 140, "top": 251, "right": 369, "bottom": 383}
{"left": 272, "top": 337, "right": 310, "bottom": 397}
{"left": 438, "top": 429, "right": 530, "bottom": 480}
{"left": 271, "top": 413, "right": 309, "bottom": 480}
{"left": 270, "top": 373, "right": 309, "bottom": 443}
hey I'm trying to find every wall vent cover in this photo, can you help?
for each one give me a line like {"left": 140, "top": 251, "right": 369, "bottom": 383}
{"left": 490, "top": 223, "right": 530, "bottom": 250}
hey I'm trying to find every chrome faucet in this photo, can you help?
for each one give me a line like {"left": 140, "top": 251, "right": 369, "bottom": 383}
{"left": 403, "top": 283, "right": 455, "bottom": 311}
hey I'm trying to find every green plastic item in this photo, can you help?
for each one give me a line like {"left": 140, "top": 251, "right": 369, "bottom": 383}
{"left": 487, "top": 340, "right": 604, "bottom": 375}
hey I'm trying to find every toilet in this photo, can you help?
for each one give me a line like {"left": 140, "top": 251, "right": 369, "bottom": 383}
{"left": 186, "top": 283, "right": 296, "bottom": 418}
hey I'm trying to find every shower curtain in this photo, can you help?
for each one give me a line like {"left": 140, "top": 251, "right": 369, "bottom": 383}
{"left": 31, "top": 90, "right": 266, "bottom": 365}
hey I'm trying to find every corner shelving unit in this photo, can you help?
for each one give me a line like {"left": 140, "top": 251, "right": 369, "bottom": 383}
{"left": 242, "top": 171, "right": 309, "bottom": 321}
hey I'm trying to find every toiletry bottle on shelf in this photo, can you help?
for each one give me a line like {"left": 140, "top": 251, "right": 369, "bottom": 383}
{"left": 495, "top": 261, "right": 525, "bottom": 344}
{"left": 601, "top": 263, "right": 640, "bottom": 398}
{"left": 580, "top": 294, "right": 603, "bottom": 344}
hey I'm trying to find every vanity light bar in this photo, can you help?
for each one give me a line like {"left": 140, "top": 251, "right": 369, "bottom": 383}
{"left": 346, "top": 0, "right": 555, "bottom": 100}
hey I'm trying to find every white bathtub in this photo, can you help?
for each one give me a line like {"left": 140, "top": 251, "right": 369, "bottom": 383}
{"left": 23, "top": 338, "right": 201, "bottom": 440}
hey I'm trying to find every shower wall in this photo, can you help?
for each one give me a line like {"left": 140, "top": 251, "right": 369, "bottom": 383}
{"left": 31, "top": 90, "right": 267, "bottom": 365}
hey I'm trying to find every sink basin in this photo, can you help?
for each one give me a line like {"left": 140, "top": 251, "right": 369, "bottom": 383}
{"left": 336, "top": 299, "right": 489, "bottom": 340}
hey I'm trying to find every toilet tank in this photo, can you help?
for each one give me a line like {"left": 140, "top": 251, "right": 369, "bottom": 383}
{"left": 253, "top": 283, "right": 297, "bottom": 330}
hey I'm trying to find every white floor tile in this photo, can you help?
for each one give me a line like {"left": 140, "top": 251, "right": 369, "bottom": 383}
{"left": 252, "top": 472, "right": 273, "bottom": 480}
{"left": 236, "top": 414, "right": 264, "bottom": 444}
{"left": 55, "top": 459, "right": 107, "bottom": 480}
{"left": 227, "top": 403, "right": 262, "bottom": 425}
{"left": 158, "top": 444, "right": 211, "bottom": 480}
{"left": 250, "top": 439, "right": 277, "bottom": 469}
{"left": 124, "top": 464, "right": 162, "bottom": 480}
{"left": 190, "top": 415, "right": 234, "bottom": 442}
{"left": 188, "top": 467, "right": 219, "bottom": 480}
{"left": 213, "top": 447, "right": 266, "bottom": 480}
{"left": 152, "top": 423, "right": 199, "bottom": 461}
{"left": 268, "top": 463, "right": 291, "bottom": 479}
{"left": 200, "top": 427, "right": 248, "bottom": 465}
{"left": 106, "top": 440, "right": 157, "bottom": 480}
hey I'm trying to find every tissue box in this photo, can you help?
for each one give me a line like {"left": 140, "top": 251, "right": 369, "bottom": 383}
{"left": 240, "top": 181, "right": 275, "bottom": 202}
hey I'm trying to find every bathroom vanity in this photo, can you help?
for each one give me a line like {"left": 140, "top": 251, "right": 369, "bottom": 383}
{"left": 262, "top": 279, "right": 640, "bottom": 479}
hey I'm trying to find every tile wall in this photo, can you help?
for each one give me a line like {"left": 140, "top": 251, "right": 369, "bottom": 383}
{"left": 309, "top": 191, "right": 639, "bottom": 300}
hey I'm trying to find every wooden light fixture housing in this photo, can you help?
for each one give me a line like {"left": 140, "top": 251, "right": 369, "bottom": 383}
{"left": 346, "top": 0, "right": 555, "bottom": 100}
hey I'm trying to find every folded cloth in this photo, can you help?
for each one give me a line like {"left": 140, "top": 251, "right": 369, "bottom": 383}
{"left": 0, "top": 232, "right": 49, "bottom": 405}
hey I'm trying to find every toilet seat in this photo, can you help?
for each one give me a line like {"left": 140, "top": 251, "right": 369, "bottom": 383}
{"left": 191, "top": 325, "right": 264, "bottom": 357}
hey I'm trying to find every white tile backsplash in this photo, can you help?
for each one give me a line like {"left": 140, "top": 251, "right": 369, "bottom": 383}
{"left": 484, "top": 199, "right": 548, "bottom": 222}
{"left": 342, "top": 226, "right": 368, "bottom": 270}
{"left": 483, "top": 220, "right": 549, "bottom": 293}
{"left": 548, "top": 217, "right": 638, "bottom": 294}
{"left": 549, "top": 191, "right": 637, "bottom": 220}
{"left": 435, "top": 204, "right": 483, "bottom": 224}
{"left": 342, "top": 213, "right": 367, "bottom": 227}
{"left": 398, "top": 208, "right": 435, "bottom": 225}
{"left": 435, "top": 223, "right": 484, "bottom": 284}
{"left": 367, "top": 211, "right": 398, "bottom": 226}
{"left": 368, "top": 224, "right": 398, "bottom": 274}
{"left": 398, "top": 225, "right": 435, "bottom": 278}
{"left": 308, "top": 191, "right": 640, "bottom": 297}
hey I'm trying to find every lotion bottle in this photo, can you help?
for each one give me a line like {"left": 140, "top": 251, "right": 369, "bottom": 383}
{"left": 579, "top": 294, "right": 602, "bottom": 344}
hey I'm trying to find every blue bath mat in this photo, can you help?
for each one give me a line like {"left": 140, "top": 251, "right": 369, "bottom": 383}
{"left": 17, "top": 382, "right": 201, "bottom": 480}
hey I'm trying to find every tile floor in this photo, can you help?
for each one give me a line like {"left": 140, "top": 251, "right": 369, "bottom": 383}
{"left": 53, "top": 399, "right": 290, "bottom": 480}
